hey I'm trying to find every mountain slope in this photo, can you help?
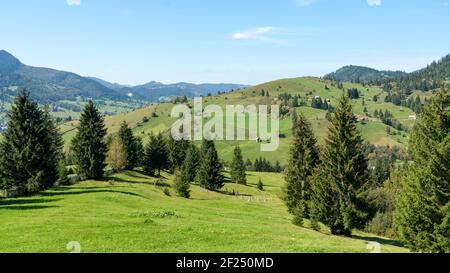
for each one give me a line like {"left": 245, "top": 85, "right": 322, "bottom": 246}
{"left": 0, "top": 50, "right": 126, "bottom": 102}
{"left": 324, "top": 65, "right": 406, "bottom": 83}
{"left": 0, "top": 50, "right": 249, "bottom": 103}
{"left": 61, "top": 77, "right": 417, "bottom": 164}
{"left": 87, "top": 77, "right": 130, "bottom": 91}
{"left": 391, "top": 53, "right": 450, "bottom": 91}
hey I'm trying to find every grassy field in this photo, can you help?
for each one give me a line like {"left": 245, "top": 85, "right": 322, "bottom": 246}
{"left": 0, "top": 170, "right": 408, "bottom": 253}
{"left": 60, "top": 77, "right": 416, "bottom": 163}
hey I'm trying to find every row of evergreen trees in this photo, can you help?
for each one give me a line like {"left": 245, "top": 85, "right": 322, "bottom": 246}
{"left": 0, "top": 90, "right": 247, "bottom": 199}
{"left": 245, "top": 157, "right": 283, "bottom": 173}
{"left": 373, "top": 109, "right": 405, "bottom": 131}
{"left": 284, "top": 89, "right": 449, "bottom": 252}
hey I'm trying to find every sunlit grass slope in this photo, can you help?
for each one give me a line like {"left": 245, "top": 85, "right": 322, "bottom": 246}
{"left": 0, "top": 170, "right": 407, "bottom": 253}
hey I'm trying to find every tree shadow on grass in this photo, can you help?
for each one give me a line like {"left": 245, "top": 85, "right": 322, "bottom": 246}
{"left": 352, "top": 234, "right": 405, "bottom": 248}
{"left": 40, "top": 187, "right": 145, "bottom": 199}
{"left": 0, "top": 205, "right": 59, "bottom": 211}
{"left": 102, "top": 174, "right": 171, "bottom": 188}
{"left": 122, "top": 170, "right": 150, "bottom": 179}
{"left": 0, "top": 198, "right": 62, "bottom": 206}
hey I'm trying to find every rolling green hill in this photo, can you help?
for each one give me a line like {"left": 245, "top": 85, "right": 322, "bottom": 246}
{"left": 61, "top": 77, "right": 420, "bottom": 164}
{"left": 0, "top": 170, "right": 407, "bottom": 253}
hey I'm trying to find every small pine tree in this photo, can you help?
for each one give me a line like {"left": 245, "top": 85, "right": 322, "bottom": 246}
{"left": 107, "top": 136, "right": 127, "bottom": 172}
{"left": 143, "top": 132, "right": 168, "bottom": 177}
{"left": 230, "top": 146, "right": 247, "bottom": 184}
{"left": 197, "top": 139, "right": 224, "bottom": 191}
{"left": 310, "top": 92, "right": 370, "bottom": 236}
{"left": 310, "top": 218, "right": 321, "bottom": 231}
{"left": 71, "top": 101, "right": 107, "bottom": 180}
{"left": 292, "top": 204, "right": 305, "bottom": 227}
{"left": 257, "top": 179, "right": 264, "bottom": 191}
{"left": 173, "top": 169, "right": 191, "bottom": 198}
{"left": 284, "top": 111, "right": 319, "bottom": 217}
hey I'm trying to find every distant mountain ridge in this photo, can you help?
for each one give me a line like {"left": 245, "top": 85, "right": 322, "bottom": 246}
{"left": 324, "top": 65, "right": 407, "bottom": 83}
{"left": 0, "top": 50, "right": 125, "bottom": 102}
{"left": 0, "top": 50, "right": 248, "bottom": 103}
{"left": 90, "top": 78, "right": 249, "bottom": 101}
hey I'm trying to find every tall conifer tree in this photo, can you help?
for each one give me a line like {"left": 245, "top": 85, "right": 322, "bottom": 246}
{"left": 230, "top": 146, "right": 247, "bottom": 185}
{"left": 183, "top": 144, "right": 200, "bottom": 182}
{"left": 310, "top": 92, "right": 370, "bottom": 236}
{"left": 167, "top": 136, "right": 189, "bottom": 173}
{"left": 0, "top": 90, "right": 62, "bottom": 196}
{"left": 118, "top": 121, "right": 143, "bottom": 170}
{"left": 71, "top": 101, "right": 107, "bottom": 180}
{"left": 284, "top": 111, "right": 319, "bottom": 217}
{"left": 143, "top": 132, "right": 168, "bottom": 177}
{"left": 395, "top": 89, "right": 450, "bottom": 252}
{"left": 197, "top": 139, "right": 224, "bottom": 191}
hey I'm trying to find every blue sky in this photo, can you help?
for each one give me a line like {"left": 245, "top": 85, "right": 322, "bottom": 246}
{"left": 0, "top": 0, "right": 449, "bottom": 85}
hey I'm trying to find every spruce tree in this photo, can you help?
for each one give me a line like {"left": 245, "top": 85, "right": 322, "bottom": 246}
{"left": 310, "top": 92, "right": 370, "bottom": 236}
{"left": 71, "top": 101, "right": 107, "bottom": 180}
{"left": 183, "top": 144, "right": 201, "bottom": 182}
{"left": 42, "top": 106, "right": 64, "bottom": 188}
{"left": 167, "top": 135, "right": 189, "bottom": 173}
{"left": 284, "top": 111, "right": 319, "bottom": 217}
{"left": 118, "top": 121, "right": 142, "bottom": 170}
{"left": 291, "top": 108, "right": 298, "bottom": 134}
{"left": 395, "top": 89, "right": 450, "bottom": 253}
{"left": 197, "top": 139, "right": 224, "bottom": 191}
{"left": 230, "top": 146, "right": 247, "bottom": 184}
{"left": 174, "top": 168, "right": 191, "bottom": 198}
{"left": 143, "top": 132, "right": 168, "bottom": 177}
{"left": 0, "top": 90, "right": 62, "bottom": 196}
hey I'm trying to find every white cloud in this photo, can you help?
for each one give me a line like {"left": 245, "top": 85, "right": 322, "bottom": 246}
{"left": 295, "top": 0, "right": 316, "bottom": 7}
{"left": 66, "top": 0, "right": 81, "bottom": 6}
{"left": 232, "top": 27, "right": 275, "bottom": 41}
{"left": 367, "top": 0, "right": 381, "bottom": 6}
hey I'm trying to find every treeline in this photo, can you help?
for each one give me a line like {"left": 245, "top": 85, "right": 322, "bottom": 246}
{"left": 388, "top": 54, "right": 449, "bottom": 92}
{"left": 245, "top": 157, "right": 283, "bottom": 173}
{"left": 373, "top": 109, "right": 405, "bottom": 131}
{"left": 0, "top": 90, "right": 253, "bottom": 199}
{"left": 284, "top": 89, "right": 449, "bottom": 252}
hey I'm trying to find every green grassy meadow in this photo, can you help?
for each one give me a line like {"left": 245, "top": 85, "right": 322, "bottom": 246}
{"left": 0, "top": 170, "right": 408, "bottom": 253}
{"left": 0, "top": 76, "right": 419, "bottom": 253}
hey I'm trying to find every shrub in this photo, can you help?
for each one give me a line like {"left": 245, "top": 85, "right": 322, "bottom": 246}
{"left": 292, "top": 205, "right": 305, "bottom": 227}
{"left": 163, "top": 188, "right": 171, "bottom": 197}
{"left": 366, "top": 212, "right": 395, "bottom": 238}
{"left": 257, "top": 179, "right": 264, "bottom": 191}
